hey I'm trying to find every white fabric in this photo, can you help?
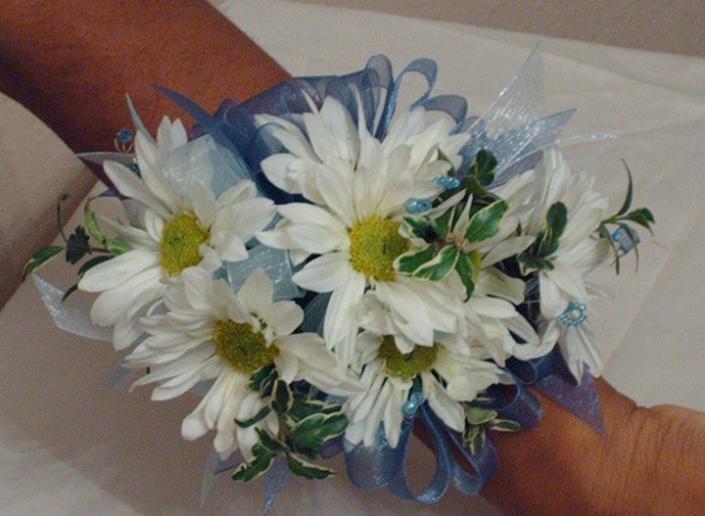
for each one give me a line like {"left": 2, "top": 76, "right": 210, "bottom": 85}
{"left": 1, "top": 0, "right": 704, "bottom": 514}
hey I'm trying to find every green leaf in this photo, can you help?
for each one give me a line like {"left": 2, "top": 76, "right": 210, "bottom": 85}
{"left": 470, "top": 150, "right": 497, "bottom": 187}
{"left": 466, "top": 406, "right": 498, "bottom": 426}
{"left": 83, "top": 199, "right": 107, "bottom": 244}
{"left": 250, "top": 365, "right": 277, "bottom": 393}
{"left": 623, "top": 208, "right": 655, "bottom": 234}
{"left": 536, "top": 202, "right": 567, "bottom": 256}
{"left": 516, "top": 253, "right": 554, "bottom": 275}
{"left": 464, "top": 199, "right": 508, "bottom": 242}
{"left": 288, "top": 398, "right": 341, "bottom": 422}
{"left": 77, "top": 254, "right": 112, "bottom": 276}
{"left": 286, "top": 454, "right": 336, "bottom": 480}
{"left": 22, "top": 245, "right": 64, "bottom": 280}
{"left": 289, "top": 412, "right": 348, "bottom": 459}
{"left": 455, "top": 251, "right": 480, "bottom": 300}
{"left": 106, "top": 237, "right": 130, "bottom": 256}
{"left": 396, "top": 246, "right": 437, "bottom": 275}
{"left": 464, "top": 176, "right": 491, "bottom": 199}
{"left": 61, "top": 283, "right": 79, "bottom": 301}
{"left": 488, "top": 419, "right": 521, "bottom": 432}
{"left": 412, "top": 245, "right": 459, "bottom": 281}
{"left": 270, "top": 380, "right": 293, "bottom": 415}
{"left": 616, "top": 160, "right": 634, "bottom": 216}
{"left": 235, "top": 405, "right": 272, "bottom": 429}
{"left": 403, "top": 217, "right": 437, "bottom": 241}
{"left": 232, "top": 443, "right": 277, "bottom": 483}
{"left": 433, "top": 206, "right": 455, "bottom": 236}
{"left": 255, "top": 428, "right": 286, "bottom": 453}
{"left": 65, "top": 226, "right": 91, "bottom": 264}
{"left": 463, "top": 424, "right": 486, "bottom": 456}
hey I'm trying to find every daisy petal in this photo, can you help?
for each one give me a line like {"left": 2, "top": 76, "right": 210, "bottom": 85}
{"left": 323, "top": 271, "right": 365, "bottom": 365}
{"left": 104, "top": 160, "right": 170, "bottom": 219}
{"left": 237, "top": 268, "right": 273, "bottom": 316}
{"left": 265, "top": 301, "right": 303, "bottom": 336}
{"left": 192, "top": 184, "right": 218, "bottom": 228}
{"left": 286, "top": 223, "right": 346, "bottom": 255}
{"left": 292, "top": 252, "right": 351, "bottom": 292}
{"left": 79, "top": 249, "right": 159, "bottom": 292}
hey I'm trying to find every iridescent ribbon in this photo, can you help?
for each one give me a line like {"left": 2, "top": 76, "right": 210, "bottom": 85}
{"left": 225, "top": 245, "right": 302, "bottom": 302}
{"left": 32, "top": 275, "right": 111, "bottom": 341}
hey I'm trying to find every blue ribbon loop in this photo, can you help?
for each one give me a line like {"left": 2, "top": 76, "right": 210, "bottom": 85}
{"left": 344, "top": 381, "right": 543, "bottom": 503}
{"left": 509, "top": 348, "right": 604, "bottom": 433}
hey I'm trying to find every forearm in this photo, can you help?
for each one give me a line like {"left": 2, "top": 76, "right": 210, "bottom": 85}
{"left": 0, "top": 0, "right": 288, "bottom": 153}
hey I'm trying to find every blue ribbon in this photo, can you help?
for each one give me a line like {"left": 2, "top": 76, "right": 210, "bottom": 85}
{"left": 344, "top": 382, "right": 542, "bottom": 503}
{"left": 508, "top": 348, "right": 604, "bottom": 433}
{"left": 535, "top": 371, "right": 604, "bottom": 433}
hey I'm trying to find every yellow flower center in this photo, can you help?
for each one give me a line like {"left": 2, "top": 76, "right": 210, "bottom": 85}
{"left": 378, "top": 335, "right": 438, "bottom": 382}
{"left": 213, "top": 320, "right": 279, "bottom": 374}
{"left": 160, "top": 212, "right": 210, "bottom": 276}
{"left": 349, "top": 217, "right": 409, "bottom": 281}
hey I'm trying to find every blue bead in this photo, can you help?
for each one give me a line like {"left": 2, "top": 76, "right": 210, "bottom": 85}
{"left": 128, "top": 162, "right": 140, "bottom": 174}
{"left": 116, "top": 128, "right": 134, "bottom": 144}
{"left": 611, "top": 226, "right": 640, "bottom": 255}
{"left": 405, "top": 198, "right": 432, "bottom": 214}
{"left": 556, "top": 302, "right": 588, "bottom": 327}
{"left": 433, "top": 175, "right": 460, "bottom": 190}
{"left": 402, "top": 392, "right": 425, "bottom": 418}
{"left": 402, "top": 400, "right": 418, "bottom": 417}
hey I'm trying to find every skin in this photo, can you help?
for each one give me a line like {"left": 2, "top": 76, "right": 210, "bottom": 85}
{"left": 2, "top": 2, "right": 704, "bottom": 513}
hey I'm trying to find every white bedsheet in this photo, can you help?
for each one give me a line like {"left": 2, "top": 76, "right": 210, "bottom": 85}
{"left": 1, "top": 1, "right": 704, "bottom": 514}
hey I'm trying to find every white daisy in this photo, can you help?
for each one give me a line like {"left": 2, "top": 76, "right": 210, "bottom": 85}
{"left": 498, "top": 149, "right": 611, "bottom": 379}
{"left": 126, "top": 268, "right": 359, "bottom": 460}
{"left": 521, "top": 150, "right": 610, "bottom": 318}
{"left": 256, "top": 96, "right": 469, "bottom": 364}
{"left": 78, "top": 117, "right": 276, "bottom": 350}
{"left": 344, "top": 326, "right": 510, "bottom": 448}
{"left": 449, "top": 269, "right": 543, "bottom": 366}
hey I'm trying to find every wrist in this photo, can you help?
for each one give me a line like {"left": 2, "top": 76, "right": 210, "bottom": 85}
{"left": 483, "top": 380, "right": 645, "bottom": 514}
{"left": 640, "top": 404, "right": 705, "bottom": 513}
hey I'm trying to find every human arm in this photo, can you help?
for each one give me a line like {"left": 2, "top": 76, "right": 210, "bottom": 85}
{"left": 0, "top": 0, "right": 288, "bottom": 154}
{"left": 480, "top": 378, "right": 705, "bottom": 514}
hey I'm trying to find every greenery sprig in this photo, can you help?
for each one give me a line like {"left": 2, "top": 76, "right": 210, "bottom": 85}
{"left": 396, "top": 150, "right": 508, "bottom": 299}
{"left": 232, "top": 365, "right": 348, "bottom": 482}
{"left": 464, "top": 405, "right": 521, "bottom": 456}
{"left": 597, "top": 160, "right": 655, "bottom": 273}
{"left": 22, "top": 194, "right": 130, "bottom": 300}
{"left": 516, "top": 200, "right": 568, "bottom": 275}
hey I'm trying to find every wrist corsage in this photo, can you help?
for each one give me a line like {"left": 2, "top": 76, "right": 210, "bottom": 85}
{"left": 27, "top": 47, "right": 654, "bottom": 508}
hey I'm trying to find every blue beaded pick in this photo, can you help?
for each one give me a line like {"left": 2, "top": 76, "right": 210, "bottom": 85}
{"left": 611, "top": 226, "right": 640, "bottom": 255}
{"left": 116, "top": 127, "right": 134, "bottom": 144}
{"left": 405, "top": 198, "right": 433, "bottom": 214}
{"left": 402, "top": 391, "right": 425, "bottom": 418}
{"left": 556, "top": 302, "right": 588, "bottom": 327}
{"left": 432, "top": 175, "right": 461, "bottom": 190}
